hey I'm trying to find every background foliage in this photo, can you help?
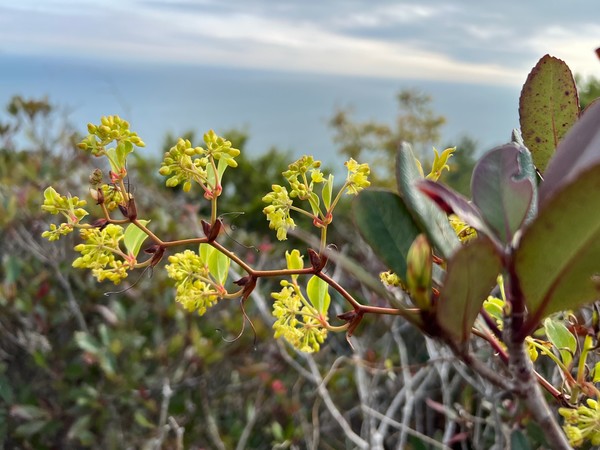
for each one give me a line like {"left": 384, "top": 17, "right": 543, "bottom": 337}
{"left": 1, "top": 71, "right": 599, "bottom": 448}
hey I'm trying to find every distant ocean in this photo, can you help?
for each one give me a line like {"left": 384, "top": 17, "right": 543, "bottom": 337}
{"left": 1, "top": 54, "right": 521, "bottom": 166}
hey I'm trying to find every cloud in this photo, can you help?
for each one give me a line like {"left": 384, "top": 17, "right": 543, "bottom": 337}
{"left": 526, "top": 25, "right": 600, "bottom": 78}
{"left": 1, "top": 1, "right": 597, "bottom": 86}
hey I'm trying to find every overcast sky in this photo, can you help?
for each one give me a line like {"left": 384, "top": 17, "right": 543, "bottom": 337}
{"left": 1, "top": 0, "right": 598, "bottom": 86}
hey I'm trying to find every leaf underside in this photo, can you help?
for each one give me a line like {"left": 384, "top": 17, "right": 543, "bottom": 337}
{"left": 471, "top": 144, "right": 536, "bottom": 243}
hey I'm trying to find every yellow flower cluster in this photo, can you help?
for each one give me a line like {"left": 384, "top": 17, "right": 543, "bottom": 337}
{"left": 159, "top": 131, "right": 240, "bottom": 193}
{"left": 202, "top": 130, "right": 241, "bottom": 168}
{"left": 262, "top": 185, "right": 295, "bottom": 241}
{"left": 165, "top": 250, "right": 221, "bottom": 316}
{"left": 282, "top": 155, "right": 323, "bottom": 199}
{"left": 41, "top": 187, "right": 88, "bottom": 241}
{"left": 263, "top": 156, "right": 370, "bottom": 240}
{"left": 159, "top": 138, "right": 209, "bottom": 192}
{"left": 559, "top": 398, "right": 600, "bottom": 447}
{"left": 344, "top": 158, "right": 370, "bottom": 195}
{"left": 72, "top": 224, "right": 130, "bottom": 284}
{"left": 272, "top": 283, "right": 327, "bottom": 353}
{"left": 78, "top": 115, "right": 145, "bottom": 157}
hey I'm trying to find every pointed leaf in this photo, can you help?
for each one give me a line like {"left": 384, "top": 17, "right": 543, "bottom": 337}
{"left": 396, "top": 143, "right": 459, "bottom": 258}
{"left": 123, "top": 220, "right": 150, "bottom": 258}
{"left": 199, "top": 243, "right": 211, "bottom": 264}
{"left": 539, "top": 99, "right": 600, "bottom": 206}
{"left": 519, "top": 55, "right": 579, "bottom": 173}
{"left": 543, "top": 318, "right": 577, "bottom": 368}
{"left": 471, "top": 144, "right": 537, "bottom": 243}
{"left": 515, "top": 165, "right": 600, "bottom": 329}
{"left": 353, "top": 189, "right": 421, "bottom": 282}
{"left": 436, "top": 238, "right": 502, "bottom": 343}
{"left": 322, "top": 174, "right": 334, "bottom": 210}
{"left": 306, "top": 275, "right": 330, "bottom": 315}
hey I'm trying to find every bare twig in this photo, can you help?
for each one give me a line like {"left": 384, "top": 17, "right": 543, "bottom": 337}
{"left": 362, "top": 405, "right": 452, "bottom": 450}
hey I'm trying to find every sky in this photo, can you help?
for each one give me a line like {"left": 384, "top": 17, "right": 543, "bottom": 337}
{"left": 1, "top": 0, "right": 599, "bottom": 87}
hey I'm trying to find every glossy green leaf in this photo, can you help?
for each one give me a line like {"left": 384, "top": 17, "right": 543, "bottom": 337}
{"left": 208, "top": 246, "right": 230, "bottom": 285}
{"left": 306, "top": 275, "right": 330, "bottom": 315}
{"left": 353, "top": 189, "right": 421, "bottom": 282}
{"left": 543, "top": 317, "right": 577, "bottom": 368}
{"left": 396, "top": 143, "right": 459, "bottom": 258}
{"left": 436, "top": 238, "right": 501, "bottom": 343}
{"left": 515, "top": 165, "right": 600, "bottom": 329}
{"left": 519, "top": 55, "right": 579, "bottom": 173}
{"left": 471, "top": 144, "right": 537, "bottom": 243}
{"left": 123, "top": 220, "right": 150, "bottom": 258}
{"left": 539, "top": 99, "right": 600, "bottom": 206}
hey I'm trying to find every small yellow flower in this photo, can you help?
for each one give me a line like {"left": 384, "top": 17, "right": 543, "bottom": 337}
{"left": 344, "top": 158, "right": 370, "bottom": 195}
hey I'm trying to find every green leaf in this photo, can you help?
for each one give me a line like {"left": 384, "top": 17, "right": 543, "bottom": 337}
{"left": 543, "top": 317, "right": 577, "bottom": 368}
{"left": 15, "top": 419, "right": 49, "bottom": 437}
{"left": 115, "top": 140, "right": 134, "bottom": 168}
{"left": 208, "top": 246, "right": 229, "bottom": 285}
{"left": 511, "top": 429, "right": 533, "bottom": 450}
{"left": 353, "top": 189, "right": 421, "bottom": 282}
{"left": 593, "top": 361, "right": 600, "bottom": 383}
{"left": 199, "top": 243, "right": 211, "bottom": 264}
{"left": 515, "top": 165, "right": 600, "bottom": 328}
{"left": 436, "top": 238, "right": 502, "bottom": 343}
{"left": 0, "top": 375, "right": 13, "bottom": 403}
{"left": 2, "top": 254, "right": 21, "bottom": 284}
{"left": 471, "top": 144, "right": 537, "bottom": 243}
{"left": 74, "top": 331, "right": 100, "bottom": 355}
{"left": 306, "top": 275, "right": 330, "bottom": 315}
{"left": 123, "top": 220, "right": 150, "bottom": 258}
{"left": 396, "top": 143, "right": 459, "bottom": 258}
{"left": 519, "top": 54, "right": 579, "bottom": 173}
{"left": 105, "top": 147, "right": 120, "bottom": 174}
{"left": 134, "top": 410, "right": 155, "bottom": 429}
{"left": 322, "top": 174, "right": 334, "bottom": 210}
{"left": 67, "top": 414, "right": 92, "bottom": 441}
{"left": 10, "top": 404, "right": 49, "bottom": 421}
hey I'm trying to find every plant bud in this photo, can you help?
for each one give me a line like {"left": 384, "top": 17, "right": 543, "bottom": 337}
{"left": 89, "top": 168, "right": 103, "bottom": 186}
{"left": 406, "top": 234, "right": 433, "bottom": 311}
